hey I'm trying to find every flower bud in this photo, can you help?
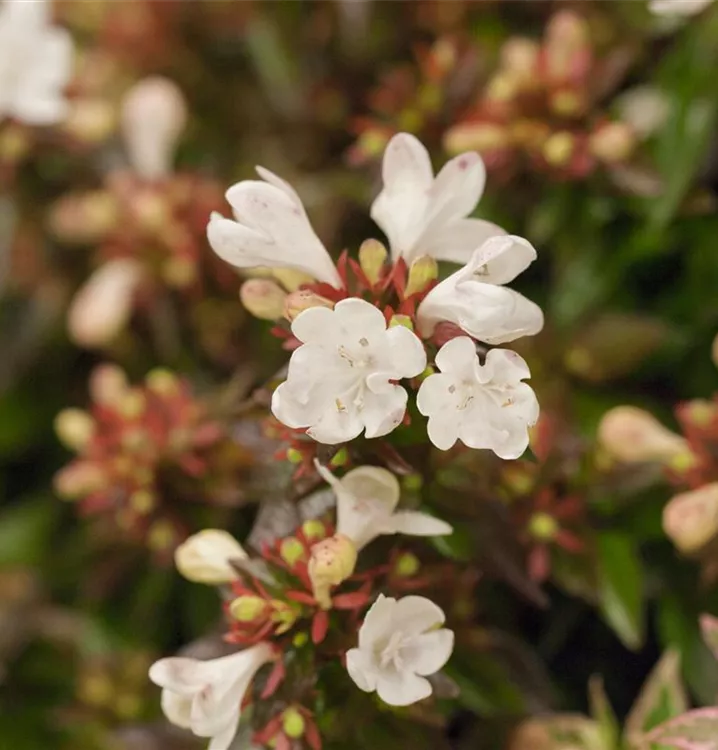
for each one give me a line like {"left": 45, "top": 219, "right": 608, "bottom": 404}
{"left": 301, "top": 520, "right": 327, "bottom": 542}
{"left": 283, "top": 289, "right": 335, "bottom": 322}
{"left": 121, "top": 77, "right": 188, "bottom": 181}
{"left": 229, "top": 595, "right": 268, "bottom": 622}
{"left": 589, "top": 122, "right": 636, "bottom": 164}
{"left": 49, "top": 190, "right": 119, "bottom": 245}
{"left": 282, "top": 707, "right": 305, "bottom": 739}
{"left": 272, "top": 268, "right": 315, "bottom": 292}
{"left": 393, "top": 551, "right": 420, "bottom": 578}
{"left": 388, "top": 314, "right": 414, "bottom": 331}
{"left": 308, "top": 533, "right": 357, "bottom": 610}
{"left": 358, "top": 239, "right": 388, "bottom": 285}
{"left": 54, "top": 462, "right": 105, "bottom": 499}
{"left": 240, "top": 279, "right": 287, "bottom": 321}
{"left": 598, "top": 406, "right": 689, "bottom": 463}
{"left": 444, "top": 121, "right": 510, "bottom": 156}
{"left": 528, "top": 512, "right": 558, "bottom": 541}
{"left": 279, "top": 537, "right": 306, "bottom": 566}
{"left": 663, "top": 483, "right": 718, "bottom": 554}
{"left": 89, "top": 364, "right": 129, "bottom": 406}
{"left": 542, "top": 131, "right": 575, "bottom": 167}
{"left": 681, "top": 399, "right": 717, "bottom": 429}
{"left": 174, "top": 529, "right": 247, "bottom": 584}
{"left": 500, "top": 38, "right": 539, "bottom": 83}
{"left": 405, "top": 255, "right": 438, "bottom": 297}
{"left": 146, "top": 368, "right": 180, "bottom": 397}
{"left": 68, "top": 259, "right": 144, "bottom": 348}
{"left": 54, "top": 409, "right": 95, "bottom": 451}
{"left": 63, "top": 98, "right": 116, "bottom": 145}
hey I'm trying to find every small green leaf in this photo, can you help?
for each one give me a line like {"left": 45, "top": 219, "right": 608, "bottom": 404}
{"left": 596, "top": 531, "right": 645, "bottom": 650}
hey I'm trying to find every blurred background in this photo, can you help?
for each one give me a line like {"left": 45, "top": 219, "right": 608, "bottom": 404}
{"left": 2, "top": 1, "right": 718, "bottom": 748}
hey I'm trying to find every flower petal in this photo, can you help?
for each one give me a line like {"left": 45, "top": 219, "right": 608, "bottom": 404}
{"left": 291, "top": 306, "right": 339, "bottom": 346}
{"left": 385, "top": 324, "right": 428, "bottom": 378}
{"left": 161, "top": 690, "right": 193, "bottom": 729}
{"left": 339, "top": 466, "right": 400, "bottom": 512}
{"left": 391, "top": 595, "right": 446, "bottom": 636}
{"left": 358, "top": 594, "right": 396, "bottom": 649}
{"left": 389, "top": 511, "right": 453, "bottom": 537}
{"left": 434, "top": 336, "right": 479, "bottom": 380}
{"left": 420, "top": 217, "right": 507, "bottom": 266}
{"left": 332, "top": 297, "right": 388, "bottom": 342}
{"left": 346, "top": 647, "right": 379, "bottom": 693}
{"left": 403, "top": 629, "right": 455, "bottom": 676}
{"left": 375, "top": 671, "right": 433, "bottom": 706}
{"left": 361, "top": 385, "right": 409, "bottom": 439}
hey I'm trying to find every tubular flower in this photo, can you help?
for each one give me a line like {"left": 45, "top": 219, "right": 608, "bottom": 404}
{"left": 346, "top": 594, "right": 454, "bottom": 706}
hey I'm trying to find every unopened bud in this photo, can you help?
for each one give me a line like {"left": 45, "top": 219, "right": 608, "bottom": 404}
{"left": 119, "top": 390, "right": 146, "bottom": 420}
{"left": 54, "top": 462, "right": 105, "bottom": 499}
{"left": 174, "top": 529, "right": 247, "bottom": 584}
{"left": 330, "top": 447, "right": 349, "bottom": 467}
{"left": 54, "top": 409, "right": 95, "bottom": 451}
{"left": 286, "top": 448, "right": 303, "bottom": 465}
{"left": 271, "top": 267, "right": 316, "bottom": 292}
{"left": 129, "top": 489, "right": 155, "bottom": 515}
{"left": 681, "top": 399, "right": 717, "bottom": 428}
{"left": 308, "top": 533, "right": 357, "bottom": 610}
{"left": 68, "top": 259, "right": 144, "bottom": 348}
{"left": 549, "top": 89, "right": 584, "bottom": 117}
{"left": 240, "top": 279, "right": 287, "bottom": 321}
{"left": 283, "top": 289, "right": 334, "bottom": 322}
{"left": 394, "top": 551, "right": 420, "bottom": 578}
{"left": 89, "top": 364, "right": 129, "bottom": 406}
{"left": 280, "top": 537, "right": 306, "bottom": 566}
{"left": 663, "top": 483, "right": 718, "bottom": 554}
{"left": 358, "top": 239, "right": 388, "bottom": 285}
{"left": 282, "top": 707, "right": 306, "bottom": 739}
{"left": 405, "top": 255, "right": 438, "bottom": 297}
{"left": 229, "top": 595, "right": 267, "bottom": 622}
{"left": 148, "top": 519, "right": 181, "bottom": 553}
{"left": 589, "top": 122, "right": 635, "bottom": 164}
{"left": 542, "top": 131, "right": 575, "bottom": 167}
{"left": 388, "top": 314, "right": 414, "bottom": 331}
{"left": 528, "top": 512, "right": 558, "bottom": 541}
{"left": 501, "top": 38, "right": 539, "bottom": 83}
{"left": 598, "top": 406, "right": 689, "bottom": 463}
{"left": 49, "top": 190, "right": 119, "bottom": 244}
{"left": 64, "top": 98, "right": 116, "bottom": 145}
{"left": 146, "top": 368, "right": 180, "bottom": 397}
{"left": 443, "top": 121, "right": 510, "bottom": 156}
{"left": 121, "top": 77, "right": 188, "bottom": 181}
{"left": 301, "top": 520, "right": 327, "bottom": 542}
{"left": 161, "top": 255, "right": 196, "bottom": 288}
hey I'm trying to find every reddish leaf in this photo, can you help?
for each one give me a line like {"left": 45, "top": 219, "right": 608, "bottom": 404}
{"left": 312, "top": 610, "right": 329, "bottom": 644}
{"left": 260, "top": 657, "right": 286, "bottom": 699}
{"left": 305, "top": 717, "right": 323, "bottom": 750}
{"left": 332, "top": 591, "right": 371, "bottom": 609}
{"left": 286, "top": 590, "right": 316, "bottom": 605}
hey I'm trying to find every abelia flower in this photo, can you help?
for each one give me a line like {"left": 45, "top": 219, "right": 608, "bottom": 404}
{"left": 370, "top": 132, "right": 505, "bottom": 266}
{"left": 0, "top": 0, "right": 73, "bottom": 125}
{"left": 149, "top": 643, "right": 274, "bottom": 750}
{"left": 346, "top": 594, "right": 454, "bottom": 706}
{"left": 207, "top": 167, "right": 342, "bottom": 287}
{"left": 416, "top": 235, "right": 543, "bottom": 345}
{"left": 315, "top": 461, "right": 452, "bottom": 549}
{"left": 417, "top": 337, "right": 539, "bottom": 458}
{"left": 271, "top": 298, "right": 427, "bottom": 444}
{"left": 175, "top": 529, "right": 248, "bottom": 585}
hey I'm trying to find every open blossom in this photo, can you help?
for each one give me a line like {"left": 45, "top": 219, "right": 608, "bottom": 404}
{"left": 370, "top": 132, "right": 505, "bottom": 265}
{"left": 271, "top": 298, "right": 427, "bottom": 444}
{"left": 0, "top": 0, "right": 73, "bottom": 125}
{"left": 315, "top": 461, "right": 452, "bottom": 549}
{"left": 416, "top": 235, "right": 544, "bottom": 345}
{"left": 149, "top": 643, "right": 274, "bottom": 750}
{"left": 207, "top": 166, "right": 342, "bottom": 287}
{"left": 346, "top": 594, "right": 454, "bottom": 706}
{"left": 417, "top": 337, "right": 539, "bottom": 458}
{"left": 174, "top": 529, "right": 247, "bottom": 585}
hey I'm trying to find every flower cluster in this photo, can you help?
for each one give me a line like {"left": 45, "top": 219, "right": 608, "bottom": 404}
{"left": 153, "top": 460, "right": 455, "bottom": 749}
{"left": 209, "top": 132, "right": 543, "bottom": 456}
{"left": 53, "top": 364, "right": 247, "bottom": 555}
{"left": 444, "top": 10, "right": 637, "bottom": 180}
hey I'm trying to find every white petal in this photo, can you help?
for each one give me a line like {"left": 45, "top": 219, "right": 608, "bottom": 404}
{"left": 479, "top": 348, "right": 532, "bottom": 385}
{"left": 426, "top": 152, "right": 486, "bottom": 224}
{"left": 416, "top": 372, "right": 461, "bottom": 417}
{"left": 208, "top": 720, "right": 240, "bottom": 750}
{"left": 403, "top": 629, "right": 455, "bottom": 676}
{"left": 358, "top": 594, "right": 397, "bottom": 649}
{"left": 375, "top": 671, "right": 432, "bottom": 706}
{"left": 389, "top": 511, "right": 453, "bottom": 537}
{"left": 346, "top": 647, "right": 379, "bottom": 693}
{"left": 332, "top": 298, "right": 388, "bottom": 342}
{"left": 385, "top": 324, "right": 428, "bottom": 379}
{"left": 339, "top": 466, "right": 400, "bottom": 512}
{"left": 306, "top": 402, "right": 365, "bottom": 444}
{"left": 361, "top": 385, "right": 409, "bottom": 439}
{"left": 391, "top": 595, "right": 446, "bottom": 636}
{"left": 434, "top": 336, "right": 479, "bottom": 380}
{"left": 149, "top": 657, "right": 214, "bottom": 695}
{"left": 462, "top": 235, "right": 537, "bottom": 287}
{"left": 420, "top": 217, "right": 507, "bottom": 266}
{"left": 426, "top": 413, "right": 460, "bottom": 451}
{"left": 291, "top": 306, "right": 339, "bottom": 346}
{"left": 370, "top": 133, "right": 433, "bottom": 261}
{"left": 208, "top": 178, "right": 340, "bottom": 287}
{"left": 161, "top": 690, "right": 193, "bottom": 729}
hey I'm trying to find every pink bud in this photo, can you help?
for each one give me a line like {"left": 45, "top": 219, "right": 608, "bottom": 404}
{"left": 121, "top": 76, "right": 188, "bottom": 181}
{"left": 663, "top": 483, "right": 718, "bottom": 554}
{"left": 68, "top": 259, "right": 145, "bottom": 348}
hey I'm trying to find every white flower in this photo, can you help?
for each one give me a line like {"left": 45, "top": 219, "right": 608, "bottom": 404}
{"left": 416, "top": 235, "right": 543, "bottom": 345}
{"left": 370, "top": 132, "right": 505, "bottom": 266}
{"left": 649, "top": 0, "right": 713, "bottom": 16}
{"left": 271, "top": 298, "right": 427, "bottom": 444}
{"left": 417, "top": 337, "right": 539, "bottom": 459}
{"left": 174, "top": 529, "right": 248, "bottom": 585}
{"left": 149, "top": 643, "right": 274, "bottom": 750}
{"left": 207, "top": 167, "right": 342, "bottom": 288}
{"left": 0, "top": 0, "right": 73, "bottom": 125}
{"left": 346, "top": 594, "right": 454, "bottom": 706}
{"left": 315, "top": 461, "right": 452, "bottom": 549}
{"left": 67, "top": 258, "right": 145, "bottom": 348}
{"left": 121, "top": 76, "right": 188, "bottom": 181}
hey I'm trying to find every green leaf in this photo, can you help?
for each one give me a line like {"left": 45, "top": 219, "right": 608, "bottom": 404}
{"left": 589, "top": 676, "right": 621, "bottom": 750}
{"left": 596, "top": 531, "right": 645, "bottom": 650}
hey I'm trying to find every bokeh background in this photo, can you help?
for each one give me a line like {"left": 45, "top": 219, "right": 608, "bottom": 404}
{"left": 2, "top": 1, "right": 718, "bottom": 749}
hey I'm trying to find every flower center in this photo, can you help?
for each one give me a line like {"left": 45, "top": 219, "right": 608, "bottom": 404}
{"left": 448, "top": 381, "right": 475, "bottom": 410}
{"left": 378, "top": 630, "right": 410, "bottom": 671}
{"left": 334, "top": 342, "right": 376, "bottom": 413}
